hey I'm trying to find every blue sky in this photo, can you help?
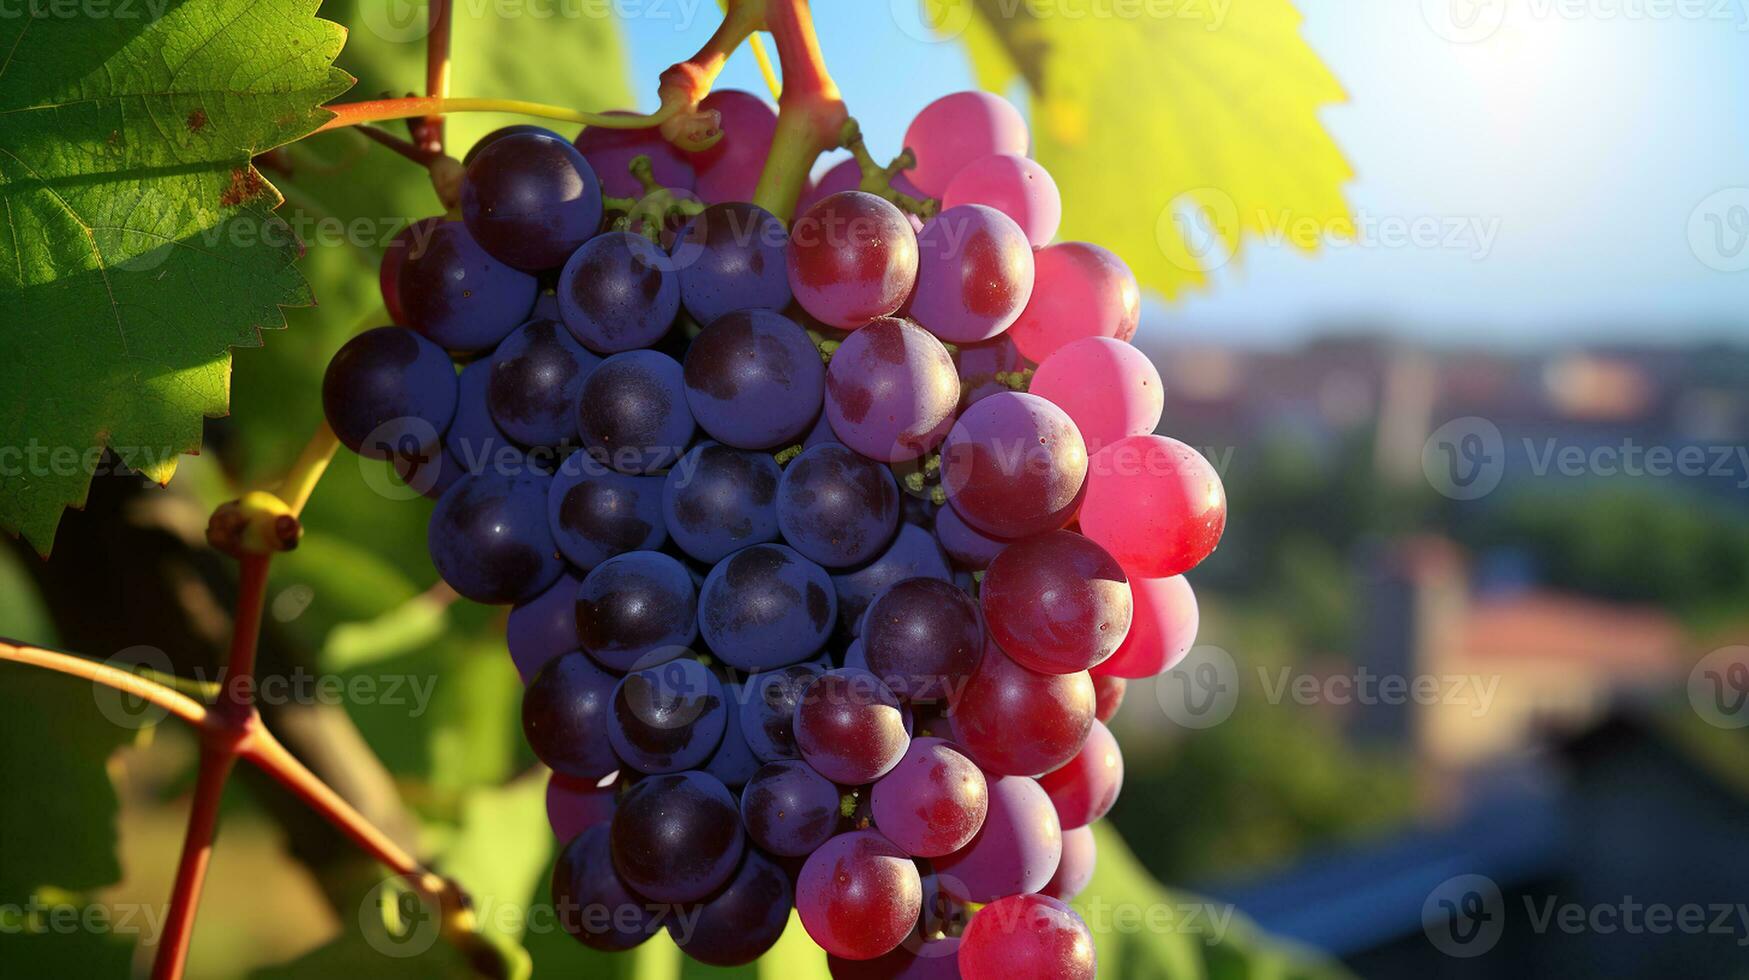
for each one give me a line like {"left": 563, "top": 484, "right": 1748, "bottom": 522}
{"left": 617, "top": 2, "right": 1749, "bottom": 347}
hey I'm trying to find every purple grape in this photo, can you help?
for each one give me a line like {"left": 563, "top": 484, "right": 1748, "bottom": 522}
{"left": 862, "top": 578, "right": 983, "bottom": 702}
{"left": 322, "top": 326, "right": 457, "bottom": 462}
{"left": 698, "top": 544, "right": 836, "bottom": 671}
{"left": 445, "top": 360, "right": 520, "bottom": 478}
{"left": 667, "top": 848, "right": 793, "bottom": 967}
{"left": 688, "top": 90, "right": 777, "bottom": 205}
{"left": 574, "top": 113, "right": 696, "bottom": 198}
{"left": 683, "top": 309, "right": 825, "bottom": 450}
{"left": 486, "top": 318, "right": 600, "bottom": 449}
{"left": 507, "top": 570, "right": 582, "bottom": 682}
{"left": 461, "top": 131, "right": 603, "bottom": 270}
{"left": 797, "top": 158, "right": 926, "bottom": 216}
{"left": 803, "top": 410, "right": 840, "bottom": 448}
{"left": 794, "top": 668, "right": 910, "bottom": 785}
{"left": 1041, "top": 824, "right": 1097, "bottom": 901}
{"left": 547, "top": 456, "right": 667, "bottom": 570}
{"left": 662, "top": 441, "right": 781, "bottom": 563}
{"left": 380, "top": 217, "right": 439, "bottom": 326}
{"left": 553, "top": 825, "right": 662, "bottom": 952}
{"left": 787, "top": 191, "right": 919, "bottom": 329}
{"left": 397, "top": 221, "right": 538, "bottom": 352}
{"left": 740, "top": 759, "right": 842, "bottom": 856}
{"left": 575, "top": 350, "right": 694, "bottom": 474}
{"left": 673, "top": 202, "right": 791, "bottom": 325}
{"left": 610, "top": 771, "right": 744, "bottom": 903}
{"left": 558, "top": 231, "right": 679, "bottom": 353}
{"left": 702, "top": 683, "right": 760, "bottom": 789}
{"left": 939, "top": 391, "right": 1087, "bottom": 540}
{"left": 428, "top": 471, "right": 562, "bottom": 604}
{"left": 523, "top": 651, "right": 619, "bottom": 779}
{"left": 832, "top": 523, "right": 952, "bottom": 641}
{"left": 824, "top": 317, "right": 958, "bottom": 463}
{"left": 740, "top": 662, "right": 828, "bottom": 762}
{"left": 796, "top": 830, "right": 921, "bottom": 961}
{"left": 827, "top": 938, "right": 962, "bottom": 979}
{"left": 933, "top": 503, "right": 1006, "bottom": 570}
{"left": 933, "top": 775, "right": 1062, "bottom": 902}
{"left": 607, "top": 657, "right": 725, "bottom": 773}
{"left": 576, "top": 551, "right": 697, "bottom": 673}
{"left": 908, "top": 204, "right": 1035, "bottom": 343}
{"left": 546, "top": 771, "right": 616, "bottom": 842}
{"left": 463, "top": 124, "right": 562, "bottom": 166}
{"left": 870, "top": 737, "right": 987, "bottom": 857}
{"left": 956, "top": 334, "right": 1023, "bottom": 381}
{"left": 776, "top": 443, "right": 901, "bottom": 568}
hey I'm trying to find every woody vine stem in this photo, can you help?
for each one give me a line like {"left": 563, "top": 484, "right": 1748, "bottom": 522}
{"left": 0, "top": 1, "right": 859, "bottom": 978}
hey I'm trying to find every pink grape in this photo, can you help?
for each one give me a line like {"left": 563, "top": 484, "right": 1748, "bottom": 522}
{"left": 981, "top": 530, "right": 1132, "bottom": 675}
{"left": 1031, "top": 336, "right": 1164, "bottom": 452}
{"left": 1092, "top": 574, "right": 1199, "bottom": 679}
{"left": 799, "top": 158, "right": 926, "bottom": 216}
{"left": 958, "top": 894, "right": 1095, "bottom": 979}
{"left": 574, "top": 111, "right": 696, "bottom": 198}
{"left": 788, "top": 191, "right": 919, "bottom": 328}
{"left": 1081, "top": 435, "right": 1227, "bottom": 578}
{"left": 690, "top": 90, "right": 777, "bottom": 204}
{"left": 908, "top": 204, "right": 1035, "bottom": 343}
{"left": 1041, "top": 825, "right": 1096, "bottom": 902}
{"left": 1092, "top": 674, "right": 1127, "bottom": 720}
{"left": 941, "top": 153, "right": 1062, "bottom": 247}
{"left": 797, "top": 830, "right": 922, "bottom": 961}
{"left": 950, "top": 640, "right": 1094, "bottom": 777}
{"left": 902, "top": 91, "right": 1029, "bottom": 197}
{"left": 825, "top": 317, "right": 959, "bottom": 463}
{"left": 1006, "top": 242, "right": 1141, "bottom": 363}
{"left": 933, "top": 775, "right": 1061, "bottom": 902}
{"left": 1035, "top": 719, "right": 1123, "bottom": 829}
{"left": 870, "top": 737, "right": 988, "bottom": 857}
{"left": 939, "top": 391, "right": 1087, "bottom": 540}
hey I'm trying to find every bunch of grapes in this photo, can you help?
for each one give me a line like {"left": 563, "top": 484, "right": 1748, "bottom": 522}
{"left": 323, "top": 89, "right": 1226, "bottom": 978}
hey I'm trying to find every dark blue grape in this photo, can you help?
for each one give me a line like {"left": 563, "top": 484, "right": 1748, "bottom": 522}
{"left": 523, "top": 651, "right": 619, "bottom": 779}
{"left": 559, "top": 231, "right": 680, "bottom": 353}
{"left": 322, "top": 326, "right": 457, "bottom": 462}
{"left": 445, "top": 360, "right": 521, "bottom": 478}
{"left": 698, "top": 544, "right": 836, "bottom": 671}
{"left": 667, "top": 849, "right": 793, "bottom": 967}
{"left": 576, "top": 350, "right": 694, "bottom": 474}
{"left": 464, "top": 124, "right": 563, "bottom": 166}
{"left": 831, "top": 523, "right": 952, "bottom": 640}
{"left": 803, "top": 410, "right": 840, "bottom": 448}
{"left": 702, "top": 682, "right": 761, "bottom": 789}
{"left": 740, "top": 759, "right": 842, "bottom": 856}
{"left": 662, "top": 442, "right": 780, "bottom": 563}
{"left": 607, "top": 658, "right": 725, "bottom": 773}
{"left": 776, "top": 443, "right": 900, "bottom": 568}
{"left": 553, "top": 824, "right": 663, "bottom": 952}
{"left": 487, "top": 318, "right": 600, "bottom": 449}
{"left": 610, "top": 771, "right": 745, "bottom": 903}
{"left": 576, "top": 551, "right": 697, "bottom": 672}
{"left": 862, "top": 577, "right": 984, "bottom": 703}
{"left": 682, "top": 309, "right": 824, "bottom": 449}
{"left": 428, "top": 471, "right": 562, "bottom": 604}
{"left": 507, "top": 570, "right": 582, "bottom": 682}
{"left": 547, "top": 454, "right": 667, "bottom": 570}
{"left": 740, "top": 661, "right": 828, "bottom": 762}
{"left": 398, "top": 220, "right": 538, "bottom": 351}
{"left": 461, "top": 131, "right": 603, "bottom": 271}
{"left": 672, "top": 202, "right": 792, "bottom": 326}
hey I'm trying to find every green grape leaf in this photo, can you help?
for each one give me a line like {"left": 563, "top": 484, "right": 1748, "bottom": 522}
{"left": 933, "top": 0, "right": 1353, "bottom": 299}
{"left": 0, "top": 0, "right": 354, "bottom": 554}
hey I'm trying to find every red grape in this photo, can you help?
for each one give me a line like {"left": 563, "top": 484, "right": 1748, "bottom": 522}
{"left": 939, "top": 391, "right": 1088, "bottom": 540}
{"left": 797, "top": 830, "right": 922, "bottom": 960}
{"left": 1005, "top": 242, "right": 1140, "bottom": 363}
{"left": 958, "top": 894, "right": 1095, "bottom": 979}
{"left": 1092, "top": 674, "right": 1127, "bottom": 721}
{"left": 981, "top": 530, "right": 1132, "bottom": 675}
{"left": 1031, "top": 336, "right": 1164, "bottom": 452}
{"left": 1036, "top": 719, "right": 1123, "bottom": 829}
{"left": 870, "top": 737, "right": 988, "bottom": 857}
{"left": 1092, "top": 573, "right": 1199, "bottom": 679}
{"left": 788, "top": 192, "right": 919, "bottom": 329}
{"left": 950, "top": 641, "right": 1094, "bottom": 777}
{"left": 1081, "top": 435, "right": 1227, "bottom": 577}
{"left": 933, "top": 775, "right": 1061, "bottom": 902}
{"left": 795, "top": 668, "right": 911, "bottom": 784}
{"left": 1041, "top": 825, "right": 1096, "bottom": 902}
